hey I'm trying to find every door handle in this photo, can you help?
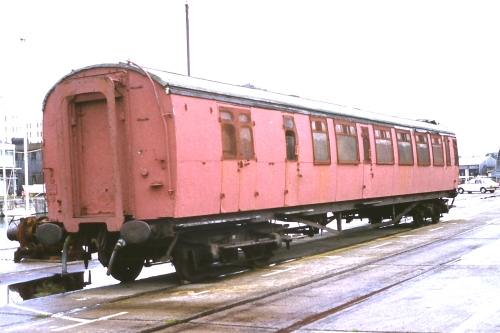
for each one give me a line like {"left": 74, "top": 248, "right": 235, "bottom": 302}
{"left": 238, "top": 160, "right": 251, "bottom": 168}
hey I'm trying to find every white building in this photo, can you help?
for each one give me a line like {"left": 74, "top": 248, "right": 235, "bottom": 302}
{"left": 1, "top": 113, "right": 43, "bottom": 144}
{"left": 0, "top": 142, "right": 16, "bottom": 197}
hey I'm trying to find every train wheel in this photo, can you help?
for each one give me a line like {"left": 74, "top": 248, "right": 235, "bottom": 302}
{"left": 110, "top": 259, "right": 144, "bottom": 282}
{"left": 412, "top": 209, "right": 425, "bottom": 228}
{"left": 242, "top": 245, "right": 273, "bottom": 268}
{"left": 431, "top": 205, "right": 441, "bottom": 224}
{"left": 172, "top": 244, "right": 208, "bottom": 283}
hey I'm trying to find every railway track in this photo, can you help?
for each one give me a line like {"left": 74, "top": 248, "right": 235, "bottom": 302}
{"left": 140, "top": 216, "right": 488, "bottom": 332}
{"left": 1, "top": 194, "right": 498, "bottom": 332}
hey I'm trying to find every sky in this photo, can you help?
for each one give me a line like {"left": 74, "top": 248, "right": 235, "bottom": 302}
{"left": 1, "top": 0, "right": 499, "bottom": 157}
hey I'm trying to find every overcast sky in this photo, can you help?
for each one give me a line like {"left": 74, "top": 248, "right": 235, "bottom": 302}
{"left": 1, "top": 0, "right": 499, "bottom": 157}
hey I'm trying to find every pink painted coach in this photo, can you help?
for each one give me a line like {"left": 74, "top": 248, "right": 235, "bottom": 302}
{"left": 15, "top": 62, "right": 459, "bottom": 282}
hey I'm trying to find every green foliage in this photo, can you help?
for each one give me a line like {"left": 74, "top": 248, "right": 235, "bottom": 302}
{"left": 35, "top": 314, "right": 51, "bottom": 319}
{"left": 34, "top": 281, "right": 66, "bottom": 297}
{"left": 165, "top": 319, "right": 179, "bottom": 325}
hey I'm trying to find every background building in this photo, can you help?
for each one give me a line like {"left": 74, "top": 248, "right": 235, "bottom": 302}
{"left": 0, "top": 142, "right": 16, "bottom": 197}
{"left": 1, "top": 109, "right": 43, "bottom": 197}
{"left": 12, "top": 139, "right": 43, "bottom": 196}
{"left": 459, "top": 155, "right": 498, "bottom": 180}
{"left": 1, "top": 114, "right": 43, "bottom": 144}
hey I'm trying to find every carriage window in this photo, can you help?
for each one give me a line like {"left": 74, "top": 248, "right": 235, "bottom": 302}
{"left": 415, "top": 133, "right": 431, "bottom": 165}
{"left": 396, "top": 130, "right": 413, "bottom": 165}
{"left": 284, "top": 116, "right": 298, "bottom": 161}
{"left": 240, "top": 127, "right": 254, "bottom": 159}
{"left": 334, "top": 120, "right": 359, "bottom": 164}
{"left": 453, "top": 138, "right": 459, "bottom": 166}
{"left": 220, "top": 109, "right": 254, "bottom": 160}
{"left": 444, "top": 137, "right": 451, "bottom": 166}
{"left": 374, "top": 126, "right": 394, "bottom": 165}
{"left": 361, "top": 126, "right": 371, "bottom": 164}
{"left": 239, "top": 114, "right": 250, "bottom": 123}
{"left": 431, "top": 135, "right": 444, "bottom": 166}
{"left": 222, "top": 123, "right": 237, "bottom": 158}
{"left": 220, "top": 111, "right": 233, "bottom": 121}
{"left": 221, "top": 111, "right": 236, "bottom": 159}
{"left": 310, "top": 117, "right": 330, "bottom": 164}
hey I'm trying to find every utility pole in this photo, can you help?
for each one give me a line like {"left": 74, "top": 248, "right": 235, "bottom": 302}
{"left": 185, "top": 2, "right": 191, "bottom": 76}
{"left": 20, "top": 38, "right": 30, "bottom": 211}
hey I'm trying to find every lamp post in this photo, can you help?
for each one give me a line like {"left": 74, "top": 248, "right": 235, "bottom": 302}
{"left": 1, "top": 96, "right": 7, "bottom": 213}
{"left": 185, "top": 2, "right": 191, "bottom": 76}
{"left": 24, "top": 121, "right": 29, "bottom": 210}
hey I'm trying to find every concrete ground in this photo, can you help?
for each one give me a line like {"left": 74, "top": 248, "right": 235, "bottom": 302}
{"left": 0, "top": 194, "right": 498, "bottom": 332}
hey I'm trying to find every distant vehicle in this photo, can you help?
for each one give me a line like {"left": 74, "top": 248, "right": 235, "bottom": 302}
{"left": 459, "top": 176, "right": 473, "bottom": 184}
{"left": 458, "top": 178, "right": 499, "bottom": 194}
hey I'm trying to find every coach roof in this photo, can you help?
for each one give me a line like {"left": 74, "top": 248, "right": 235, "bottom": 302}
{"left": 44, "top": 63, "right": 455, "bottom": 136}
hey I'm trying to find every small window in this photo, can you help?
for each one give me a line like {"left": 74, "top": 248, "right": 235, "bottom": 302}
{"left": 374, "top": 126, "right": 394, "bottom": 165}
{"left": 361, "top": 126, "right": 371, "bottom": 164}
{"left": 220, "top": 111, "right": 233, "bottom": 121}
{"left": 431, "top": 135, "right": 444, "bottom": 166}
{"left": 284, "top": 118, "right": 294, "bottom": 129}
{"left": 240, "top": 127, "right": 254, "bottom": 160}
{"left": 334, "top": 120, "right": 359, "bottom": 164}
{"left": 444, "top": 137, "right": 451, "bottom": 166}
{"left": 310, "top": 117, "right": 330, "bottom": 164}
{"left": 415, "top": 133, "right": 431, "bottom": 165}
{"left": 220, "top": 108, "right": 254, "bottom": 160}
{"left": 453, "top": 138, "right": 459, "bottom": 166}
{"left": 239, "top": 114, "right": 250, "bottom": 123}
{"left": 396, "top": 130, "right": 413, "bottom": 165}
{"left": 283, "top": 116, "right": 298, "bottom": 161}
{"left": 221, "top": 111, "right": 237, "bottom": 159}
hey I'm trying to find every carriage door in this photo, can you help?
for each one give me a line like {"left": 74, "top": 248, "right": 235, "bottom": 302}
{"left": 58, "top": 74, "right": 131, "bottom": 231}
{"left": 220, "top": 108, "right": 256, "bottom": 213}
{"left": 361, "top": 126, "right": 374, "bottom": 198}
{"left": 284, "top": 116, "right": 299, "bottom": 206}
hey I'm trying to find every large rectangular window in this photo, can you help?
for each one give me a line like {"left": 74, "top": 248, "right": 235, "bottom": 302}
{"left": 334, "top": 120, "right": 359, "bottom": 164}
{"left": 374, "top": 126, "right": 394, "bottom": 165}
{"left": 310, "top": 117, "right": 330, "bottom": 164}
{"left": 431, "top": 135, "right": 444, "bottom": 166}
{"left": 396, "top": 130, "right": 414, "bottom": 165}
{"left": 415, "top": 133, "right": 431, "bottom": 165}
{"left": 220, "top": 108, "right": 254, "bottom": 160}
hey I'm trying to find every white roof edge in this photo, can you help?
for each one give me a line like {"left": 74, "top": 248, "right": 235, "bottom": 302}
{"left": 44, "top": 63, "right": 455, "bottom": 135}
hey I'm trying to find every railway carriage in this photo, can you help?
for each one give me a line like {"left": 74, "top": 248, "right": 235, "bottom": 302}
{"left": 10, "top": 62, "right": 459, "bottom": 282}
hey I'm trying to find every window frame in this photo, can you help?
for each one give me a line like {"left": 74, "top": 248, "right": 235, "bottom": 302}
{"left": 444, "top": 136, "right": 452, "bottom": 166}
{"left": 452, "top": 138, "right": 459, "bottom": 166}
{"left": 431, "top": 134, "right": 445, "bottom": 166}
{"left": 361, "top": 126, "right": 371, "bottom": 164}
{"left": 283, "top": 115, "right": 298, "bottom": 162}
{"left": 415, "top": 132, "right": 431, "bottom": 166}
{"left": 219, "top": 108, "right": 255, "bottom": 160}
{"left": 334, "top": 119, "right": 359, "bottom": 165}
{"left": 309, "top": 116, "right": 331, "bottom": 165}
{"left": 373, "top": 125, "right": 395, "bottom": 165}
{"left": 395, "top": 129, "right": 414, "bottom": 166}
